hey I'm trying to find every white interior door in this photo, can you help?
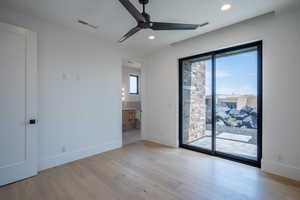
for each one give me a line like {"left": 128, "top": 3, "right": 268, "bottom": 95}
{"left": 0, "top": 22, "right": 38, "bottom": 186}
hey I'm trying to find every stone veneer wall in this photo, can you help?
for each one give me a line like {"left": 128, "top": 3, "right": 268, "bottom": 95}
{"left": 182, "top": 61, "right": 206, "bottom": 144}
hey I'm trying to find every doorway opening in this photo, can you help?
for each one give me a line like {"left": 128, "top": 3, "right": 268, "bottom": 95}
{"left": 122, "top": 59, "right": 142, "bottom": 145}
{"left": 179, "top": 41, "right": 262, "bottom": 167}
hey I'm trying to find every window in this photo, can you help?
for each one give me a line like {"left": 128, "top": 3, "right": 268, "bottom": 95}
{"left": 129, "top": 74, "right": 139, "bottom": 94}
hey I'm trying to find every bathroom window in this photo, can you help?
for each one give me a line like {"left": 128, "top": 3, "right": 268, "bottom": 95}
{"left": 129, "top": 74, "right": 139, "bottom": 94}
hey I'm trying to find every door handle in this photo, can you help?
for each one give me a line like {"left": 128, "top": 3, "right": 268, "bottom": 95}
{"left": 29, "top": 119, "right": 37, "bottom": 125}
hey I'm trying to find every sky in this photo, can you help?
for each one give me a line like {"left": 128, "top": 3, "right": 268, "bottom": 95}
{"left": 203, "top": 50, "right": 258, "bottom": 96}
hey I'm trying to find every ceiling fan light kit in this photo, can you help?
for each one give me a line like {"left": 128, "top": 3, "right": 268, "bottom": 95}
{"left": 118, "top": 0, "right": 207, "bottom": 42}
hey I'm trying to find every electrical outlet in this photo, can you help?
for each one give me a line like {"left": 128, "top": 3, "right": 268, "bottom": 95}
{"left": 277, "top": 154, "right": 283, "bottom": 162}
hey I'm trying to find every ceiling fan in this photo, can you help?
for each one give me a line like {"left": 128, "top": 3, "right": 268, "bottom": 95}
{"left": 118, "top": 0, "right": 208, "bottom": 42}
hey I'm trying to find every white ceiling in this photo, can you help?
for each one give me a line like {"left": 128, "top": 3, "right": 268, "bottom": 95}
{"left": 1, "top": 0, "right": 299, "bottom": 54}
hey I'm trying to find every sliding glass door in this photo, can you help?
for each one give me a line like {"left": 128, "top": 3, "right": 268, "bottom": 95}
{"left": 179, "top": 41, "right": 262, "bottom": 166}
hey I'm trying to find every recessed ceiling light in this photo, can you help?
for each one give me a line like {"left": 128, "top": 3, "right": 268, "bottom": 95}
{"left": 221, "top": 4, "right": 231, "bottom": 11}
{"left": 148, "top": 35, "right": 156, "bottom": 40}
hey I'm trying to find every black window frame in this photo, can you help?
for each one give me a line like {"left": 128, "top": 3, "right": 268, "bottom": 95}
{"left": 178, "top": 41, "right": 263, "bottom": 168}
{"left": 129, "top": 74, "right": 139, "bottom": 95}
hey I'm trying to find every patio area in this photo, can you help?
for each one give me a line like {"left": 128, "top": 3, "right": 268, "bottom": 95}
{"left": 189, "top": 128, "right": 257, "bottom": 160}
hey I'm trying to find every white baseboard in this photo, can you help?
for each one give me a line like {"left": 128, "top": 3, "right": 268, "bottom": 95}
{"left": 261, "top": 159, "right": 300, "bottom": 181}
{"left": 39, "top": 141, "right": 122, "bottom": 171}
{"left": 145, "top": 137, "right": 178, "bottom": 148}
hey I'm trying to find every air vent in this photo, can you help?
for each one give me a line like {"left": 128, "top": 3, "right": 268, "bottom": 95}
{"left": 78, "top": 20, "right": 98, "bottom": 29}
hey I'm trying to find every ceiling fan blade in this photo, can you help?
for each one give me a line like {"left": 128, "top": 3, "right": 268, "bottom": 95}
{"left": 119, "top": 0, "right": 146, "bottom": 22}
{"left": 119, "top": 26, "right": 141, "bottom": 43}
{"left": 151, "top": 22, "right": 200, "bottom": 30}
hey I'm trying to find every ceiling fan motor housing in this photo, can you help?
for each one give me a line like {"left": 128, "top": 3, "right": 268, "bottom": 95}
{"left": 142, "top": 12, "right": 150, "bottom": 22}
{"left": 139, "top": 12, "right": 151, "bottom": 28}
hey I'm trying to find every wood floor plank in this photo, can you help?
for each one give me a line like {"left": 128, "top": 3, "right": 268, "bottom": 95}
{"left": 0, "top": 141, "right": 299, "bottom": 200}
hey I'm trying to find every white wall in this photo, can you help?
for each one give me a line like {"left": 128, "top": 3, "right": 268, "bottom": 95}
{"left": 144, "top": 7, "right": 300, "bottom": 181}
{"left": 122, "top": 66, "right": 141, "bottom": 102}
{"left": 0, "top": 7, "right": 144, "bottom": 170}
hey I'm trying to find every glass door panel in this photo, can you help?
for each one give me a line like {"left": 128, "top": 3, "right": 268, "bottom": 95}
{"left": 181, "top": 56, "right": 212, "bottom": 151}
{"left": 215, "top": 48, "right": 259, "bottom": 161}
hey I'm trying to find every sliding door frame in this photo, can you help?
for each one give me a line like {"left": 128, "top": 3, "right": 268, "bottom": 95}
{"left": 179, "top": 41, "right": 263, "bottom": 167}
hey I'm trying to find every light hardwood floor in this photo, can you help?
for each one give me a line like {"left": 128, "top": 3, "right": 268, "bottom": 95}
{"left": 1, "top": 141, "right": 300, "bottom": 200}
{"left": 123, "top": 129, "right": 141, "bottom": 145}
